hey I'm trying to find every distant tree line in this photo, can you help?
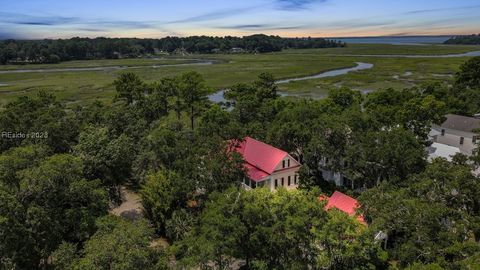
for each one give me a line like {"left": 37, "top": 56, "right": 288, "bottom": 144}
{"left": 0, "top": 35, "right": 345, "bottom": 64}
{"left": 444, "top": 34, "right": 480, "bottom": 45}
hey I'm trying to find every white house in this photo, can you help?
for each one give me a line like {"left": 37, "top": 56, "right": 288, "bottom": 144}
{"left": 430, "top": 114, "right": 480, "bottom": 156}
{"left": 229, "top": 137, "right": 301, "bottom": 191}
{"left": 429, "top": 114, "right": 480, "bottom": 175}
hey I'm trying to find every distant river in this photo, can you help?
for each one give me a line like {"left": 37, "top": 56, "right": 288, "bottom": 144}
{"left": 209, "top": 62, "right": 374, "bottom": 103}
{"left": 0, "top": 61, "right": 214, "bottom": 74}
{"left": 333, "top": 36, "right": 452, "bottom": 45}
{"left": 276, "top": 62, "right": 374, "bottom": 84}
{"left": 328, "top": 51, "right": 480, "bottom": 58}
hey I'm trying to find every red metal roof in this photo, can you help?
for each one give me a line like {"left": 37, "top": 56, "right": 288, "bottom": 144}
{"left": 230, "top": 137, "right": 288, "bottom": 181}
{"left": 244, "top": 163, "right": 270, "bottom": 181}
{"left": 320, "top": 191, "right": 366, "bottom": 224}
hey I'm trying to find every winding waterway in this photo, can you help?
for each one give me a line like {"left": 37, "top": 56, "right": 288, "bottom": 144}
{"left": 276, "top": 62, "right": 374, "bottom": 84}
{"left": 0, "top": 61, "right": 214, "bottom": 74}
{"left": 327, "top": 51, "right": 480, "bottom": 58}
{"left": 207, "top": 49, "right": 480, "bottom": 103}
{"left": 208, "top": 62, "right": 375, "bottom": 103}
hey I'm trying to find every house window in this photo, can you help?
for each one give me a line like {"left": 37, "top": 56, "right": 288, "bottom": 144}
{"left": 282, "top": 160, "right": 285, "bottom": 168}
{"left": 441, "top": 129, "right": 445, "bottom": 136}
{"left": 275, "top": 179, "right": 278, "bottom": 188}
{"left": 343, "top": 177, "right": 352, "bottom": 188}
{"left": 460, "top": 137, "right": 464, "bottom": 145}
{"left": 281, "top": 178, "right": 284, "bottom": 186}
{"left": 287, "top": 159, "right": 290, "bottom": 167}
{"left": 288, "top": 176, "right": 291, "bottom": 186}
{"left": 294, "top": 174, "right": 298, "bottom": 185}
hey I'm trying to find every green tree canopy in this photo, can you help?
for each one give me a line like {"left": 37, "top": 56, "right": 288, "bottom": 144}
{"left": 179, "top": 71, "right": 210, "bottom": 130}
{"left": 52, "top": 216, "right": 167, "bottom": 270}
{"left": 114, "top": 72, "right": 146, "bottom": 105}
{"left": 0, "top": 154, "right": 108, "bottom": 269}
{"left": 74, "top": 126, "right": 135, "bottom": 200}
{"left": 178, "top": 187, "right": 386, "bottom": 269}
{"left": 360, "top": 159, "right": 480, "bottom": 268}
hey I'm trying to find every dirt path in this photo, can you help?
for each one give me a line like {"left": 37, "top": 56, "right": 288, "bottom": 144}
{"left": 110, "top": 187, "right": 144, "bottom": 220}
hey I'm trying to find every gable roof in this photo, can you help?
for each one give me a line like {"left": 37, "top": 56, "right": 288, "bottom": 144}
{"left": 230, "top": 137, "right": 288, "bottom": 181}
{"left": 244, "top": 163, "right": 270, "bottom": 181}
{"left": 320, "top": 191, "right": 366, "bottom": 225}
{"left": 441, "top": 114, "right": 480, "bottom": 133}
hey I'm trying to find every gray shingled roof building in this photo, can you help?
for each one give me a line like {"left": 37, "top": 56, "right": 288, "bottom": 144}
{"left": 441, "top": 114, "right": 480, "bottom": 133}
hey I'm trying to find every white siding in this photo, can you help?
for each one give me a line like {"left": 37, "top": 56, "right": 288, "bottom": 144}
{"left": 270, "top": 166, "right": 300, "bottom": 191}
{"left": 435, "top": 128, "right": 477, "bottom": 155}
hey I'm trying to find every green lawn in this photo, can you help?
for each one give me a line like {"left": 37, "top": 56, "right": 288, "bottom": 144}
{"left": 1, "top": 43, "right": 479, "bottom": 107}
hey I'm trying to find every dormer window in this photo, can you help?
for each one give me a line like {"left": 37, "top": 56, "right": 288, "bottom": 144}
{"left": 441, "top": 129, "right": 445, "bottom": 136}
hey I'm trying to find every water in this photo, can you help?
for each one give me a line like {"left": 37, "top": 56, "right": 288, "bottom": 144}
{"left": 208, "top": 62, "right": 375, "bottom": 103}
{"left": 208, "top": 89, "right": 228, "bottom": 103}
{"left": 276, "top": 62, "right": 374, "bottom": 84}
{"left": 329, "top": 51, "right": 480, "bottom": 58}
{"left": 333, "top": 36, "right": 452, "bottom": 45}
{"left": 0, "top": 61, "right": 214, "bottom": 74}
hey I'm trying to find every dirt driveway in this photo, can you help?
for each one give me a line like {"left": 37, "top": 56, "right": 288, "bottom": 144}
{"left": 110, "top": 187, "right": 143, "bottom": 220}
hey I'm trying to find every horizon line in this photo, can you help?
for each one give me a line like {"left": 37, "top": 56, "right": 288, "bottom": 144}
{"left": 1, "top": 33, "right": 476, "bottom": 41}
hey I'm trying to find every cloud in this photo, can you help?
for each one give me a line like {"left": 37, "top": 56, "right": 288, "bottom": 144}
{"left": 275, "top": 0, "right": 328, "bottom": 10}
{"left": 0, "top": 11, "right": 78, "bottom": 26}
{"left": 0, "top": 11, "right": 158, "bottom": 29}
{"left": 16, "top": 22, "right": 56, "bottom": 26}
{"left": 0, "top": 11, "right": 162, "bottom": 34}
{"left": 76, "top": 28, "right": 106, "bottom": 32}
{"left": 90, "top": 20, "right": 155, "bottom": 29}
{"left": 405, "top": 4, "right": 480, "bottom": 14}
{"left": 168, "top": 1, "right": 328, "bottom": 26}
{"left": 170, "top": 6, "right": 262, "bottom": 24}
{"left": 317, "top": 18, "right": 396, "bottom": 29}
{"left": 384, "top": 32, "right": 415, "bottom": 37}
{"left": 220, "top": 24, "right": 270, "bottom": 29}
{"left": 217, "top": 24, "right": 305, "bottom": 30}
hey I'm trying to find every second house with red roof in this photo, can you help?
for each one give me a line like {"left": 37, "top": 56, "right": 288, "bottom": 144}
{"left": 230, "top": 137, "right": 301, "bottom": 191}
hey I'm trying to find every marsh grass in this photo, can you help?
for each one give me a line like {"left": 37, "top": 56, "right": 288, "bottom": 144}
{"left": 1, "top": 44, "right": 479, "bottom": 106}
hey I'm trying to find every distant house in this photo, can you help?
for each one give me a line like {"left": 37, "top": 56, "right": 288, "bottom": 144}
{"left": 319, "top": 191, "right": 366, "bottom": 225}
{"left": 230, "top": 137, "right": 301, "bottom": 191}
{"left": 229, "top": 47, "right": 245, "bottom": 53}
{"left": 321, "top": 167, "right": 348, "bottom": 187}
{"left": 429, "top": 114, "right": 480, "bottom": 157}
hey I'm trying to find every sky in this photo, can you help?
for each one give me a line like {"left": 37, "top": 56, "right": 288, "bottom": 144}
{"left": 1, "top": 0, "right": 479, "bottom": 39}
